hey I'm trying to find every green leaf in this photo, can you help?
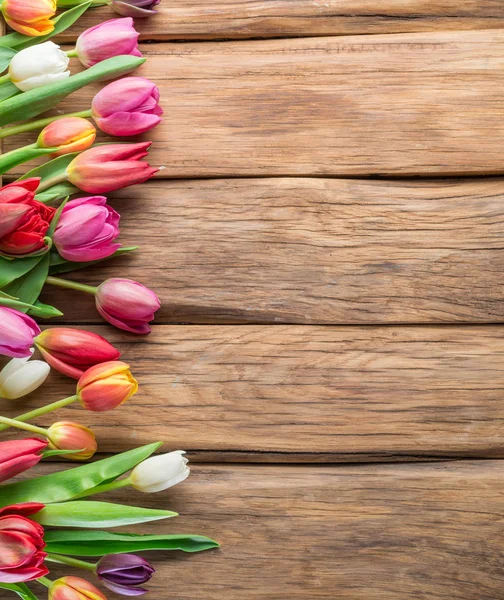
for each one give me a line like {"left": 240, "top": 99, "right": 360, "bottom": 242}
{"left": 45, "top": 531, "right": 220, "bottom": 556}
{"left": 18, "top": 152, "right": 77, "bottom": 184}
{"left": 0, "top": 583, "right": 40, "bottom": 600}
{"left": 42, "top": 448, "right": 81, "bottom": 458}
{"left": 0, "top": 295, "right": 43, "bottom": 311}
{"left": 0, "top": 3, "right": 93, "bottom": 51}
{"left": 0, "top": 146, "right": 55, "bottom": 175}
{"left": 49, "top": 246, "right": 139, "bottom": 274}
{"left": 34, "top": 501, "right": 177, "bottom": 528}
{"left": 27, "top": 299, "right": 63, "bottom": 318}
{"left": 0, "top": 55, "right": 146, "bottom": 126}
{"left": 35, "top": 182, "right": 79, "bottom": 204}
{"left": 0, "top": 46, "right": 16, "bottom": 72}
{"left": 0, "top": 81, "right": 19, "bottom": 102}
{"left": 3, "top": 253, "right": 50, "bottom": 308}
{"left": 0, "top": 255, "right": 43, "bottom": 288}
{"left": 0, "top": 443, "right": 162, "bottom": 506}
{"left": 47, "top": 197, "right": 69, "bottom": 238}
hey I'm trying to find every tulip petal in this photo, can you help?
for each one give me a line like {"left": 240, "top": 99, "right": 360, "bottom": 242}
{"left": 102, "top": 580, "right": 149, "bottom": 596}
{"left": 97, "top": 111, "right": 161, "bottom": 136}
{"left": 0, "top": 455, "right": 42, "bottom": 484}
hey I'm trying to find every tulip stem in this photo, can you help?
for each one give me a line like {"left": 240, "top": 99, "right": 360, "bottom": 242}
{"left": 71, "top": 476, "right": 132, "bottom": 500}
{"left": 66, "top": 48, "right": 78, "bottom": 58}
{"left": 45, "top": 276, "right": 98, "bottom": 295}
{"left": 0, "top": 416, "right": 48, "bottom": 437}
{"left": 0, "top": 109, "right": 92, "bottom": 139}
{"left": 37, "top": 576, "right": 53, "bottom": 588}
{"left": 0, "top": 395, "right": 78, "bottom": 432}
{"left": 46, "top": 553, "right": 97, "bottom": 572}
{"left": 36, "top": 173, "right": 69, "bottom": 193}
{"left": 0, "top": 74, "right": 10, "bottom": 85}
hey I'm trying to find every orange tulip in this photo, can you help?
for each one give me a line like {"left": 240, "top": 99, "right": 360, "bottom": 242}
{"left": 47, "top": 421, "right": 98, "bottom": 461}
{"left": 77, "top": 361, "right": 138, "bottom": 412}
{"left": 38, "top": 118, "right": 96, "bottom": 157}
{"left": 1, "top": 0, "right": 56, "bottom": 37}
{"left": 49, "top": 577, "right": 107, "bottom": 600}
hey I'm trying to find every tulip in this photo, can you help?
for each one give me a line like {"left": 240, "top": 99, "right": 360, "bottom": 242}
{"left": 0, "top": 356, "right": 50, "bottom": 399}
{"left": 34, "top": 327, "right": 121, "bottom": 380}
{"left": 37, "top": 117, "right": 96, "bottom": 157}
{"left": 0, "top": 307, "right": 40, "bottom": 358}
{"left": 1, "top": 0, "right": 56, "bottom": 37}
{"left": 9, "top": 41, "right": 70, "bottom": 92}
{"left": 96, "top": 278, "right": 160, "bottom": 334}
{"left": 49, "top": 576, "right": 107, "bottom": 600}
{"left": 52, "top": 196, "right": 120, "bottom": 262}
{"left": 91, "top": 77, "right": 163, "bottom": 136}
{"left": 0, "top": 503, "right": 48, "bottom": 583}
{"left": 130, "top": 450, "right": 190, "bottom": 493}
{"left": 47, "top": 421, "right": 97, "bottom": 461}
{"left": 66, "top": 142, "right": 158, "bottom": 194}
{"left": 77, "top": 361, "right": 138, "bottom": 412}
{"left": 97, "top": 554, "right": 154, "bottom": 596}
{"left": 0, "top": 178, "right": 55, "bottom": 256}
{"left": 75, "top": 18, "right": 142, "bottom": 69}
{"left": 0, "top": 438, "right": 47, "bottom": 483}
{"left": 111, "top": 0, "right": 159, "bottom": 18}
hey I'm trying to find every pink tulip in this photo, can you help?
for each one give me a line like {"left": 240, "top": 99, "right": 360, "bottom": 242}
{"left": 66, "top": 142, "right": 158, "bottom": 193}
{"left": 53, "top": 196, "right": 120, "bottom": 262}
{"left": 75, "top": 17, "right": 142, "bottom": 68}
{"left": 91, "top": 77, "right": 163, "bottom": 136}
{"left": 95, "top": 278, "right": 160, "bottom": 334}
{"left": 0, "top": 307, "right": 40, "bottom": 358}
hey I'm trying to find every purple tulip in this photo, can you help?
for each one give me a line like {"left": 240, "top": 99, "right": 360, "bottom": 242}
{"left": 95, "top": 278, "right": 160, "bottom": 334}
{"left": 91, "top": 77, "right": 163, "bottom": 137}
{"left": 53, "top": 196, "right": 121, "bottom": 262}
{"left": 111, "top": 0, "right": 160, "bottom": 18}
{"left": 75, "top": 18, "right": 142, "bottom": 68}
{"left": 0, "top": 307, "right": 40, "bottom": 358}
{"left": 97, "top": 554, "right": 154, "bottom": 596}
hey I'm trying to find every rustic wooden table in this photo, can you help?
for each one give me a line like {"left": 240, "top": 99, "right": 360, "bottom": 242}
{"left": 3, "top": 1, "right": 504, "bottom": 598}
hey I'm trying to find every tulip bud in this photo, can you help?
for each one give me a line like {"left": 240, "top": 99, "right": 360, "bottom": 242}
{"left": 53, "top": 196, "right": 120, "bottom": 262}
{"left": 91, "top": 77, "right": 163, "bottom": 137}
{"left": 66, "top": 142, "right": 158, "bottom": 194}
{"left": 49, "top": 576, "right": 107, "bottom": 600}
{"left": 97, "top": 554, "right": 154, "bottom": 595}
{"left": 0, "top": 355, "right": 50, "bottom": 399}
{"left": 47, "top": 421, "right": 97, "bottom": 461}
{"left": 1, "top": 0, "right": 56, "bottom": 37}
{"left": 9, "top": 41, "right": 70, "bottom": 92}
{"left": 0, "top": 438, "right": 48, "bottom": 483}
{"left": 130, "top": 450, "right": 190, "bottom": 493}
{"left": 95, "top": 278, "right": 160, "bottom": 334}
{"left": 34, "top": 327, "right": 121, "bottom": 380}
{"left": 75, "top": 18, "right": 142, "bottom": 69}
{"left": 77, "top": 361, "right": 138, "bottom": 412}
{"left": 111, "top": 0, "right": 159, "bottom": 18}
{"left": 0, "top": 307, "right": 40, "bottom": 359}
{"left": 37, "top": 117, "right": 96, "bottom": 157}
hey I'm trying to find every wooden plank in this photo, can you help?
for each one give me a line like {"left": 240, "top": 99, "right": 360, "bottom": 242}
{"left": 35, "top": 460, "right": 504, "bottom": 599}
{"left": 38, "top": 178, "right": 504, "bottom": 324}
{"left": 7, "top": 30, "right": 504, "bottom": 178}
{"left": 3, "top": 324, "right": 504, "bottom": 460}
{"left": 56, "top": 1, "right": 504, "bottom": 42}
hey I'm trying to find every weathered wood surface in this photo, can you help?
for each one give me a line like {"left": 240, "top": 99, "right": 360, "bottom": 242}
{"left": 7, "top": 29, "right": 504, "bottom": 178}
{"left": 2, "top": 324, "right": 504, "bottom": 460}
{"left": 34, "top": 460, "right": 504, "bottom": 599}
{"left": 38, "top": 178, "right": 504, "bottom": 325}
{"left": 57, "top": 1, "right": 504, "bottom": 41}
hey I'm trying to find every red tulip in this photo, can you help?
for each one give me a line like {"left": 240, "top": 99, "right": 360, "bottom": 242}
{"left": 0, "top": 438, "right": 48, "bottom": 483}
{"left": 34, "top": 327, "right": 121, "bottom": 380}
{"left": 0, "top": 178, "right": 55, "bottom": 256}
{"left": 77, "top": 361, "right": 138, "bottom": 412}
{"left": 0, "top": 503, "right": 48, "bottom": 583}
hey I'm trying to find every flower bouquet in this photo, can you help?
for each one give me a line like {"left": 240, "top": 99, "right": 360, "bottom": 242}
{"left": 0, "top": 2, "right": 219, "bottom": 598}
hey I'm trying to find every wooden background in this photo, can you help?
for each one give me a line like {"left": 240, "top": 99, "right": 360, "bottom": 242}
{"left": 3, "top": 2, "right": 504, "bottom": 598}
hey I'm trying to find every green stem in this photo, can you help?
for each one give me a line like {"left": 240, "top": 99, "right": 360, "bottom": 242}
{"left": 0, "top": 109, "right": 92, "bottom": 139}
{"left": 46, "top": 553, "right": 97, "bottom": 572}
{"left": 36, "top": 172, "right": 69, "bottom": 193}
{"left": 71, "top": 476, "right": 132, "bottom": 500}
{"left": 0, "top": 73, "right": 10, "bottom": 85}
{"left": 37, "top": 577, "right": 53, "bottom": 588}
{"left": 0, "top": 395, "right": 78, "bottom": 432}
{"left": 45, "top": 276, "right": 97, "bottom": 295}
{"left": 66, "top": 48, "right": 78, "bottom": 58}
{"left": 0, "top": 143, "right": 56, "bottom": 176}
{"left": 0, "top": 416, "right": 49, "bottom": 437}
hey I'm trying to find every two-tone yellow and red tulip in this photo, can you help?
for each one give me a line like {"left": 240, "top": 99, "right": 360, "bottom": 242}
{"left": 38, "top": 118, "right": 96, "bottom": 157}
{"left": 34, "top": 328, "right": 121, "bottom": 380}
{"left": 1, "top": 0, "right": 56, "bottom": 37}
{"left": 77, "top": 361, "right": 138, "bottom": 412}
{"left": 49, "top": 576, "right": 107, "bottom": 600}
{"left": 47, "top": 421, "right": 97, "bottom": 461}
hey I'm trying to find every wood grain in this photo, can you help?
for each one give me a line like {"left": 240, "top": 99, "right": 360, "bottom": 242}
{"left": 3, "top": 324, "right": 504, "bottom": 460}
{"left": 38, "top": 178, "right": 504, "bottom": 324}
{"left": 33, "top": 460, "right": 504, "bottom": 599}
{"left": 7, "top": 30, "right": 504, "bottom": 178}
{"left": 56, "top": 1, "right": 504, "bottom": 41}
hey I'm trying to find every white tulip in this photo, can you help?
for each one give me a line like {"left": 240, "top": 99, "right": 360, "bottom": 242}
{"left": 0, "top": 356, "right": 50, "bottom": 399}
{"left": 9, "top": 41, "right": 70, "bottom": 92}
{"left": 130, "top": 450, "right": 190, "bottom": 493}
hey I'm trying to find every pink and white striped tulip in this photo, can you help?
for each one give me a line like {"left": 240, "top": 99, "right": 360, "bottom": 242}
{"left": 0, "top": 308, "right": 40, "bottom": 359}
